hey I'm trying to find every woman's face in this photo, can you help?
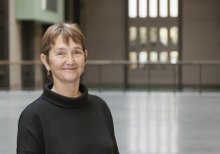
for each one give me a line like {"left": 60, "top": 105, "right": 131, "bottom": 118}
{"left": 41, "top": 35, "right": 87, "bottom": 84}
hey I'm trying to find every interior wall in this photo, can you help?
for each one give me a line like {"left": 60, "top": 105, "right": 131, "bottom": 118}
{"left": 182, "top": 0, "right": 220, "bottom": 61}
{"left": 83, "top": 0, "right": 126, "bottom": 60}
{"left": 8, "top": 0, "right": 220, "bottom": 89}
{"left": 181, "top": 0, "right": 220, "bottom": 87}
{"left": 83, "top": 0, "right": 220, "bottom": 61}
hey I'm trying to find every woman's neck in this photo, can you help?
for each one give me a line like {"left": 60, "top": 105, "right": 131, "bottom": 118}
{"left": 51, "top": 81, "right": 81, "bottom": 98}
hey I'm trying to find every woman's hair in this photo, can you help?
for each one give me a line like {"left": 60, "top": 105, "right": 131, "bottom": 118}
{"left": 42, "top": 22, "right": 85, "bottom": 56}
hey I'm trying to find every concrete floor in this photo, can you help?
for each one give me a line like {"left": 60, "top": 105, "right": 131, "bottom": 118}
{"left": 1, "top": 90, "right": 220, "bottom": 154}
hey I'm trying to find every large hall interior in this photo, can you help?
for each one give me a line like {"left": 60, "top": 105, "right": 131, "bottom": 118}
{"left": 1, "top": 0, "right": 220, "bottom": 154}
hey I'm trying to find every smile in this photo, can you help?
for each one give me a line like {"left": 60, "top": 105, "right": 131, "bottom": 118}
{"left": 63, "top": 68, "right": 77, "bottom": 70}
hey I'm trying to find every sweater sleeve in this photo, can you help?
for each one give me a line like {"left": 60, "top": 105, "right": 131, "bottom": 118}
{"left": 17, "top": 107, "right": 44, "bottom": 154}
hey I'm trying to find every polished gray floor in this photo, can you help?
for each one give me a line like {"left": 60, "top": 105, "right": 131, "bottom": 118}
{"left": 1, "top": 90, "right": 220, "bottom": 154}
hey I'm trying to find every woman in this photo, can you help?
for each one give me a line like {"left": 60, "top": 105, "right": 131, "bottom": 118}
{"left": 17, "top": 22, "right": 119, "bottom": 154}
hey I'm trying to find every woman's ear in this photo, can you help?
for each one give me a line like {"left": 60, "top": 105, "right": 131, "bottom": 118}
{"left": 84, "top": 50, "right": 88, "bottom": 61}
{"left": 40, "top": 53, "right": 50, "bottom": 71}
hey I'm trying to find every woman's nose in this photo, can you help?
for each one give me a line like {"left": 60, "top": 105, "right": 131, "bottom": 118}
{"left": 66, "top": 53, "right": 75, "bottom": 64}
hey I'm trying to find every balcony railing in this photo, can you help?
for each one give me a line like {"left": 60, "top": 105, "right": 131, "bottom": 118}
{"left": 1, "top": 60, "right": 220, "bottom": 92}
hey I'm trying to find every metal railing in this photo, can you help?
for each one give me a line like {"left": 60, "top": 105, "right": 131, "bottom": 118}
{"left": 1, "top": 60, "right": 220, "bottom": 92}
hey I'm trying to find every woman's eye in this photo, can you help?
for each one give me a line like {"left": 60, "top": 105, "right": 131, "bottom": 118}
{"left": 57, "top": 51, "right": 64, "bottom": 55}
{"left": 73, "top": 49, "right": 83, "bottom": 55}
{"left": 75, "top": 51, "right": 81, "bottom": 54}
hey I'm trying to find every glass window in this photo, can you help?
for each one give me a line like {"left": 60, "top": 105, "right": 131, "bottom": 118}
{"left": 170, "top": 51, "right": 178, "bottom": 63}
{"left": 170, "top": 26, "right": 178, "bottom": 45}
{"left": 139, "top": 0, "right": 147, "bottom": 18}
{"left": 139, "top": 51, "right": 148, "bottom": 63}
{"left": 170, "top": 0, "right": 178, "bottom": 17}
{"left": 149, "top": 0, "right": 158, "bottom": 18}
{"left": 160, "top": 51, "right": 168, "bottom": 62}
{"left": 41, "top": 0, "right": 57, "bottom": 12}
{"left": 47, "top": 0, "right": 57, "bottom": 12}
{"left": 159, "top": 27, "right": 168, "bottom": 46}
{"left": 149, "top": 27, "right": 157, "bottom": 45}
{"left": 129, "top": 51, "right": 138, "bottom": 69}
{"left": 129, "top": 26, "right": 138, "bottom": 45}
{"left": 41, "top": 0, "right": 46, "bottom": 10}
{"left": 139, "top": 27, "right": 147, "bottom": 45}
{"left": 159, "top": 0, "right": 168, "bottom": 17}
{"left": 150, "top": 51, "right": 158, "bottom": 62}
{"left": 128, "top": 0, "right": 179, "bottom": 65}
{"left": 129, "top": 0, "right": 137, "bottom": 18}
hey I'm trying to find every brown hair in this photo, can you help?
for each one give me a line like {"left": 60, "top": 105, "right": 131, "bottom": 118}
{"left": 42, "top": 22, "right": 85, "bottom": 56}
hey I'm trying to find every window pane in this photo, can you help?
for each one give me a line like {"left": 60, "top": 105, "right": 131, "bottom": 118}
{"left": 159, "top": 0, "right": 168, "bottom": 17}
{"left": 170, "top": 51, "right": 178, "bottom": 63}
{"left": 139, "top": 27, "right": 147, "bottom": 45}
{"left": 41, "top": 0, "right": 58, "bottom": 12}
{"left": 149, "top": 27, "right": 157, "bottom": 45}
{"left": 129, "top": 51, "right": 138, "bottom": 69}
{"left": 129, "top": 26, "right": 137, "bottom": 45}
{"left": 170, "top": 0, "right": 178, "bottom": 17}
{"left": 170, "top": 26, "right": 178, "bottom": 45}
{"left": 160, "top": 27, "right": 168, "bottom": 46}
{"left": 46, "top": 0, "right": 58, "bottom": 12}
{"left": 139, "top": 51, "right": 148, "bottom": 63}
{"left": 160, "top": 51, "right": 168, "bottom": 62}
{"left": 139, "top": 0, "right": 147, "bottom": 18}
{"left": 150, "top": 51, "right": 158, "bottom": 62}
{"left": 41, "top": 0, "right": 46, "bottom": 10}
{"left": 129, "top": 0, "right": 137, "bottom": 18}
{"left": 149, "top": 0, "right": 158, "bottom": 18}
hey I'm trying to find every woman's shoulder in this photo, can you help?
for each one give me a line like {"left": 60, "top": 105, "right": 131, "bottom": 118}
{"left": 17, "top": 97, "right": 45, "bottom": 137}
{"left": 87, "top": 93, "right": 111, "bottom": 111}
{"left": 87, "top": 93, "right": 106, "bottom": 104}
{"left": 19, "top": 96, "right": 45, "bottom": 119}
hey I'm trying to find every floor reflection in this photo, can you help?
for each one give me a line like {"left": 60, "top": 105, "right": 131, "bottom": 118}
{"left": 128, "top": 95, "right": 179, "bottom": 153}
{"left": 1, "top": 91, "right": 220, "bottom": 154}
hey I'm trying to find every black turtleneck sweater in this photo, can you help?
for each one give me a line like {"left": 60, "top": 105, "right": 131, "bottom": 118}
{"left": 17, "top": 83, "right": 119, "bottom": 154}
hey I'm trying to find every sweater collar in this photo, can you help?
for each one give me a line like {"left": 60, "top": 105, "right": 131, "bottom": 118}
{"left": 42, "top": 82, "right": 88, "bottom": 109}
